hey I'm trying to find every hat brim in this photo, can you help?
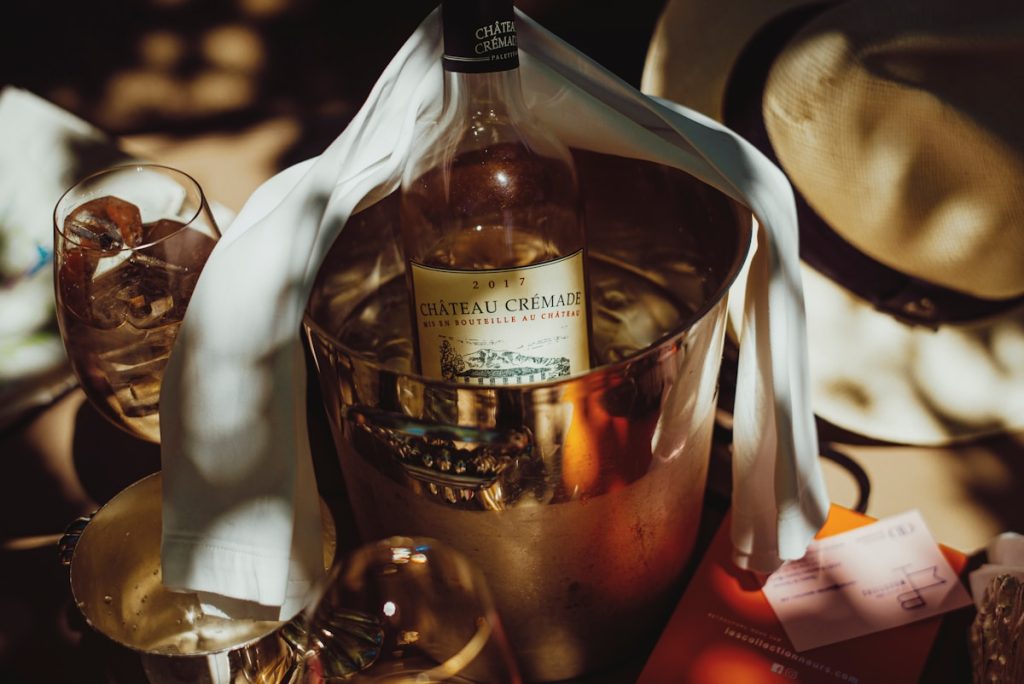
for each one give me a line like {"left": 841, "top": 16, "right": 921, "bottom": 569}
{"left": 803, "top": 264, "right": 1024, "bottom": 445}
{"left": 641, "top": 0, "right": 836, "bottom": 119}
{"left": 645, "top": 0, "right": 1024, "bottom": 446}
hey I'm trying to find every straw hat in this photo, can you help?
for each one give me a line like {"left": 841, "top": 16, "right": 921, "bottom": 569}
{"left": 643, "top": 0, "right": 1024, "bottom": 445}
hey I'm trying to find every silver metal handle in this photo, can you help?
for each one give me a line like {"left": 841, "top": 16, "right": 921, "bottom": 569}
{"left": 346, "top": 405, "right": 534, "bottom": 508}
{"left": 57, "top": 513, "right": 94, "bottom": 567}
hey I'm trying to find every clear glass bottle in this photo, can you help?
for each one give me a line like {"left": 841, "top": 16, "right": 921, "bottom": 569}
{"left": 400, "top": 0, "right": 590, "bottom": 385}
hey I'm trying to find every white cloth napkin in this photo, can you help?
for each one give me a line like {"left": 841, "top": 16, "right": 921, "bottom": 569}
{"left": 159, "top": 7, "right": 831, "bottom": 612}
{"left": 0, "top": 87, "right": 123, "bottom": 428}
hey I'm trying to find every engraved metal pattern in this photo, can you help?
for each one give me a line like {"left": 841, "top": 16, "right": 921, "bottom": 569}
{"left": 348, "top": 406, "right": 532, "bottom": 509}
{"left": 970, "top": 574, "right": 1024, "bottom": 683}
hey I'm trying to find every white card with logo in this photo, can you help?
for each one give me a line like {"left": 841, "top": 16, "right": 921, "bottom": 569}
{"left": 762, "top": 510, "right": 973, "bottom": 652}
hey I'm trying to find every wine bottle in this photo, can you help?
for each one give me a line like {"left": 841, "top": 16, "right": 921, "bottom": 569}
{"left": 400, "top": 0, "right": 590, "bottom": 386}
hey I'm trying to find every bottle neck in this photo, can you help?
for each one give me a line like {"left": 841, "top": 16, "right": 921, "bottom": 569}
{"left": 442, "top": 66, "right": 528, "bottom": 121}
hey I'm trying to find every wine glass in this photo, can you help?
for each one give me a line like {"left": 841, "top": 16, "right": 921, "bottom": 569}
{"left": 288, "top": 536, "right": 522, "bottom": 683}
{"left": 53, "top": 164, "right": 220, "bottom": 443}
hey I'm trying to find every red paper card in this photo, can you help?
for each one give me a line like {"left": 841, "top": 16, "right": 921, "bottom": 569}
{"left": 637, "top": 506, "right": 968, "bottom": 684}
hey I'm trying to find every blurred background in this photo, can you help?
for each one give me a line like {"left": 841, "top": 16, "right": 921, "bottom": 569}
{"left": 1, "top": 0, "right": 667, "bottom": 209}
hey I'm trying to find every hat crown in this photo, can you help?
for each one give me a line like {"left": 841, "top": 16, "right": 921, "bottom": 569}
{"left": 763, "top": 0, "right": 1024, "bottom": 300}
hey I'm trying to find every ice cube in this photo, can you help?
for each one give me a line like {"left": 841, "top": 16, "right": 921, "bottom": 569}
{"left": 97, "top": 328, "right": 176, "bottom": 417}
{"left": 142, "top": 218, "right": 184, "bottom": 244}
{"left": 57, "top": 248, "right": 98, "bottom": 322}
{"left": 64, "top": 196, "right": 143, "bottom": 250}
{"left": 124, "top": 254, "right": 195, "bottom": 328}
{"left": 144, "top": 219, "right": 218, "bottom": 272}
{"left": 126, "top": 288, "right": 175, "bottom": 329}
{"left": 106, "top": 357, "right": 164, "bottom": 418}
{"left": 87, "top": 266, "right": 131, "bottom": 330}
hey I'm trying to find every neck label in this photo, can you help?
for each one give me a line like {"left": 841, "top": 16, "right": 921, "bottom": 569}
{"left": 442, "top": 0, "right": 519, "bottom": 73}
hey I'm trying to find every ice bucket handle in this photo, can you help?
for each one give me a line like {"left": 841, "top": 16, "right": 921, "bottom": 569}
{"left": 346, "top": 405, "right": 534, "bottom": 506}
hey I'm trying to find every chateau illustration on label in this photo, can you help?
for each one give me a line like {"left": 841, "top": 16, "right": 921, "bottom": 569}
{"left": 439, "top": 339, "right": 570, "bottom": 384}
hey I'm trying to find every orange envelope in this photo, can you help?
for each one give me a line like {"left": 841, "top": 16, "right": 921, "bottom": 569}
{"left": 638, "top": 506, "right": 969, "bottom": 684}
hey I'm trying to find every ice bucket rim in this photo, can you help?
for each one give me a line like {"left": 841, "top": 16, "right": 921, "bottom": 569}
{"left": 303, "top": 187, "right": 753, "bottom": 391}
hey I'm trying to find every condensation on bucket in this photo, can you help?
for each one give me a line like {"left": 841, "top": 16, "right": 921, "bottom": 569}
{"left": 305, "top": 151, "right": 752, "bottom": 681}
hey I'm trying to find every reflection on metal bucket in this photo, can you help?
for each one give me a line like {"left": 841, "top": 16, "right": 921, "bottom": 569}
{"left": 305, "top": 151, "right": 751, "bottom": 681}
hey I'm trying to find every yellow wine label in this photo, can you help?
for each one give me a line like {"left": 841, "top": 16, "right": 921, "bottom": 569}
{"left": 410, "top": 250, "right": 589, "bottom": 384}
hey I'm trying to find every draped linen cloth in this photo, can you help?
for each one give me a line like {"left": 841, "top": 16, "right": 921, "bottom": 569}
{"left": 159, "top": 8, "right": 830, "bottom": 615}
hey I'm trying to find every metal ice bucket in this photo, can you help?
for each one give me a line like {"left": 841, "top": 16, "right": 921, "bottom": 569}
{"left": 304, "top": 151, "right": 751, "bottom": 681}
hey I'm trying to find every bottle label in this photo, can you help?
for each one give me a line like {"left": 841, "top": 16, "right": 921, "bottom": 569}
{"left": 410, "top": 250, "right": 589, "bottom": 384}
{"left": 441, "top": 0, "right": 519, "bottom": 73}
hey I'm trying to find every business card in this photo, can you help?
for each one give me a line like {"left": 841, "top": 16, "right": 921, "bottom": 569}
{"left": 762, "top": 509, "right": 972, "bottom": 652}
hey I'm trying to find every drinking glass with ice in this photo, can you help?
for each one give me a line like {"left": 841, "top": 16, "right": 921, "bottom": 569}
{"left": 53, "top": 164, "right": 220, "bottom": 443}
